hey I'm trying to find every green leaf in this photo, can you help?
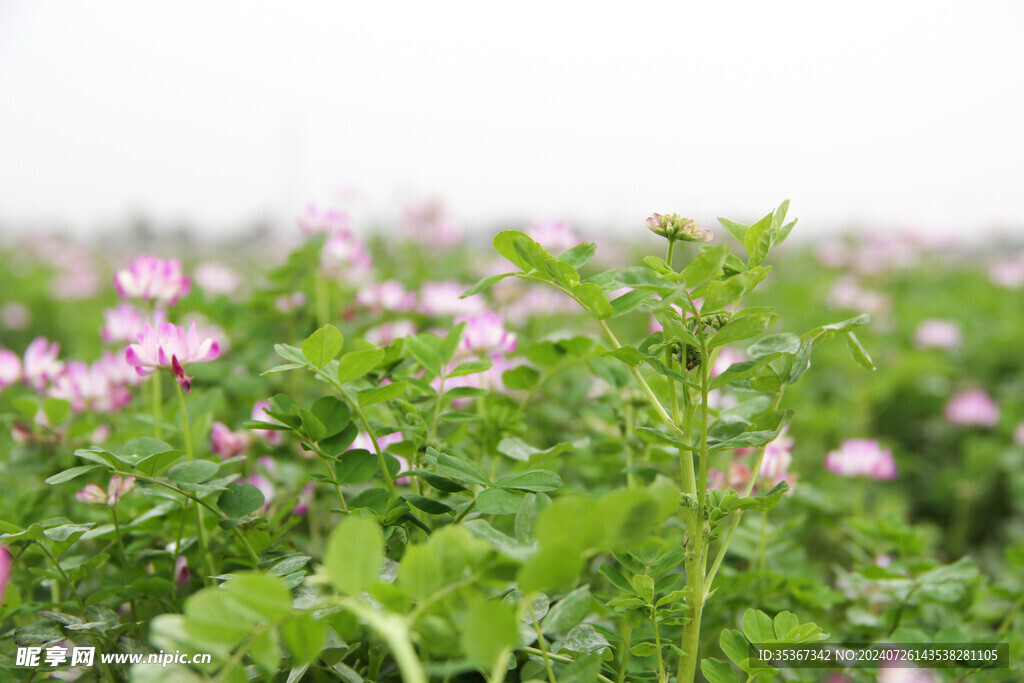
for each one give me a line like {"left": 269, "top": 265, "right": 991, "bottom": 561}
{"left": 718, "top": 216, "right": 749, "bottom": 246}
{"left": 572, "top": 283, "right": 613, "bottom": 319}
{"left": 398, "top": 543, "right": 443, "bottom": 600}
{"left": 701, "top": 272, "right": 753, "bottom": 312}
{"left": 744, "top": 212, "right": 774, "bottom": 266}
{"left": 497, "top": 437, "right": 576, "bottom": 463}
{"left": 357, "top": 381, "right": 407, "bottom": 406}
{"left": 281, "top": 613, "right": 327, "bottom": 667}
{"left": 709, "top": 307, "right": 777, "bottom": 349}
{"left": 601, "top": 346, "right": 646, "bottom": 367}
{"left": 502, "top": 365, "right": 540, "bottom": 390}
{"left": 225, "top": 572, "right": 293, "bottom": 621}
{"left": 310, "top": 396, "right": 352, "bottom": 437}
{"left": 430, "top": 448, "right": 491, "bottom": 486}
{"left": 701, "top": 657, "right": 741, "bottom": 683}
{"left": 475, "top": 488, "right": 523, "bottom": 515}
{"left": 45, "top": 465, "right": 105, "bottom": 485}
{"left": 746, "top": 333, "right": 800, "bottom": 358}
{"left": 598, "top": 488, "right": 661, "bottom": 551}
{"left": 168, "top": 460, "right": 219, "bottom": 484}
{"left": 301, "top": 325, "right": 344, "bottom": 368}
{"left": 404, "top": 333, "right": 445, "bottom": 376}
{"left": 298, "top": 408, "right": 327, "bottom": 441}
{"left": 557, "top": 652, "right": 601, "bottom": 683}
{"left": 741, "top": 609, "right": 776, "bottom": 644}
{"left": 461, "top": 272, "right": 515, "bottom": 298}
{"left": 609, "top": 289, "right": 653, "bottom": 318}
{"left": 773, "top": 611, "right": 799, "bottom": 640}
{"left": 679, "top": 245, "right": 730, "bottom": 287}
{"left": 42, "top": 397, "right": 71, "bottom": 426}
{"left": 218, "top": 483, "right": 266, "bottom": 517}
{"left": 334, "top": 449, "right": 379, "bottom": 483}
{"left": 635, "top": 426, "right": 696, "bottom": 452}
{"left": 845, "top": 332, "right": 876, "bottom": 371}
{"left": 495, "top": 470, "right": 563, "bottom": 492}
{"left": 461, "top": 600, "right": 519, "bottom": 667}
{"left": 493, "top": 230, "right": 535, "bottom": 271}
{"left": 324, "top": 517, "right": 383, "bottom": 595}
{"left": 448, "top": 360, "right": 492, "bottom": 378}
{"left": 515, "top": 492, "right": 549, "bottom": 544}
{"left": 401, "top": 494, "right": 454, "bottom": 515}
{"left": 720, "top": 628, "right": 750, "bottom": 666}
{"left": 559, "top": 242, "right": 597, "bottom": 268}
{"left": 337, "top": 347, "right": 386, "bottom": 384}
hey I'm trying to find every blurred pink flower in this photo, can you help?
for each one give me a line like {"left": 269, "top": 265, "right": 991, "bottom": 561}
{"left": 364, "top": 319, "right": 417, "bottom": 346}
{"left": 48, "top": 359, "right": 131, "bottom": 413}
{"left": 125, "top": 322, "right": 221, "bottom": 392}
{"left": 456, "top": 312, "right": 517, "bottom": 358}
{"left": 76, "top": 475, "right": 135, "bottom": 506}
{"left": 194, "top": 262, "right": 242, "bottom": 297}
{"left": 913, "top": 318, "right": 962, "bottom": 350}
{"left": 988, "top": 252, "right": 1024, "bottom": 289}
{"left": 707, "top": 461, "right": 753, "bottom": 491}
{"left": 291, "top": 483, "right": 316, "bottom": 516}
{"left": 251, "top": 401, "right": 283, "bottom": 445}
{"left": 827, "top": 276, "right": 890, "bottom": 316}
{"left": 824, "top": 439, "right": 897, "bottom": 479}
{"left": 22, "top": 337, "right": 64, "bottom": 391}
{"left": 101, "top": 303, "right": 150, "bottom": 344}
{"left": 299, "top": 205, "right": 349, "bottom": 235}
{"left": 0, "top": 545, "right": 11, "bottom": 601}
{"left": 418, "top": 281, "right": 486, "bottom": 317}
{"left": 321, "top": 230, "right": 373, "bottom": 281}
{"left": 877, "top": 663, "right": 937, "bottom": 683}
{"left": 527, "top": 220, "right": 579, "bottom": 254}
{"left": 274, "top": 291, "right": 307, "bottom": 313}
{"left": 1014, "top": 423, "right": 1024, "bottom": 447}
{"left": 356, "top": 280, "right": 416, "bottom": 312}
{"left": 0, "top": 349, "right": 22, "bottom": 389}
{"left": 0, "top": 301, "right": 30, "bottom": 330}
{"left": 114, "top": 255, "right": 191, "bottom": 305}
{"left": 712, "top": 348, "right": 746, "bottom": 377}
{"left": 945, "top": 389, "right": 1000, "bottom": 428}
{"left": 174, "top": 555, "right": 190, "bottom": 585}
{"left": 210, "top": 421, "right": 250, "bottom": 459}
{"left": 403, "top": 199, "right": 464, "bottom": 247}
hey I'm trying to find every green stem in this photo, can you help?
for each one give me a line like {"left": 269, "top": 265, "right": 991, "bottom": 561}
{"left": 173, "top": 379, "right": 215, "bottom": 582}
{"left": 150, "top": 371, "right": 163, "bottom": 440}
{"left": 617, "top": 624, "right": 633, "bottom": 683}
{"left": 531, "top": 610, "right": 558, "bottom": 683}
{"left": 110, "top": 508, "right": 140, "bottom": 632}
{"left": 651, "top": 607, "right": 667, "bottom": 683}
{"left": 338, "top": 598, "right": 427, "bottom": 683}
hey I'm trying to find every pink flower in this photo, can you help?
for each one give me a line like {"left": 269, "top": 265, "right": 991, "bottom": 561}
{"left": 321, "top": 230, "right": 373, "bottom": 281}
{"left": 113, "top": 255, "right": 191, "bottom": 305}
{"left": 251, "top": 401, "right": 283, "bottom": 445}
{"left": 456, "top": 312, "right": 517, "bottom": 358}
{"left": 1014, "top": 423, "right": 1024, "bottom": 447}
{"left": 988, "top": 252, "right": 1024, "bottom": 289}
{"left": 527, "top": 220, "right": 579, "bottom": 254}
{"left": 125, "top": 322, "right": 221, "bottom": 392}
{"left": 299, "top": 205, "right": 349, "bottom": 235}
{"left": 0, "top": 349, "right": 22, "bottom": 389}
{"left": 102, "top": 303, "right": 149, "bottom": 344}
{"left": 48, "top": 359, "right": 132, "bottom": 413}
{"left": 22, "top": 337, "right": 64, "bottom": 391}
{"left": 76, "top": 475, "right": 135, "bottom": 506}
{"left": 174, "top": 555, "right": 190, "bottom": 585}
{"left": 364, "top": 320, "right": 417, "bottom": 346}
{"left": 913, "top": 319, "right": 962, "bottom": 350}
{"left": 824, "top": 439, "right": 897, "bottom": 480}
{"left": 0, "top": 546, "right": 11, "bottom": 602}
{"left": 291, "top": 483, "right": 316, "bottom": 516}
{"left": 194, "top": 262, "right": 241, "bottom": 297}
{"left": 356, "top": 280, "right": 416, "bottom": 312}
{"left": 827, "top": 276, "right": 890, "bottom": 316}
{"left": 0, "top": 301, "right": 30, "bottom": 330}
{"left": 419, "top": 281, "right": 486, "bottom": 317}
{"left": 945, "top": 389, "right": 1000, "bottom": 428}
{"left": 210, "top": 422, "right": 249, "bottom": 459}
{"left": 712, "top": 348, "right": 746, "bottom": 378}
{"left": 274, "top": 291, "right": 307, "bottom": 313}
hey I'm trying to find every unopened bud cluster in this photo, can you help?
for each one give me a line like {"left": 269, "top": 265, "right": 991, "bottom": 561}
{"left": 645, "top": 213, "right": 713, "bottom": 243}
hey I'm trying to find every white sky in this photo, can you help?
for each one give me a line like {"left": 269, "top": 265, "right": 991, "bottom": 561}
{"left": 1, "top": 1, "right": 1022, "bottom": 239}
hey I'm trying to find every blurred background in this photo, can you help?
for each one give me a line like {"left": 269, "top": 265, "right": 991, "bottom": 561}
{"left": 2, "top": 0, "right": 1023, "bottom": 242}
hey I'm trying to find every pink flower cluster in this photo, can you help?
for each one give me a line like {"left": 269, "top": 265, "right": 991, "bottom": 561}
{"left": 913, "top": 319, "right": 962, "bottom": 350}
{"left": 114, "top": 255, "right": 191, "bottom": 305}
{"left": 824, "top": 439, "right": 897, "bottom": 480}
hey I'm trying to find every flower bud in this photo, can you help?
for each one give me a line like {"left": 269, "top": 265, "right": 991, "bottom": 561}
{"left": 645, "top": 213, "right": 712, "bottom": 243}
